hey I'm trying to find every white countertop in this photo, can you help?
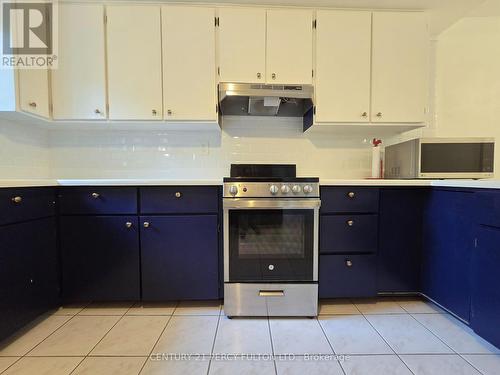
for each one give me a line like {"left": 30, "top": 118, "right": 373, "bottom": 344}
{"left": 1, "top": 178, "right": 500, "bottom": 189}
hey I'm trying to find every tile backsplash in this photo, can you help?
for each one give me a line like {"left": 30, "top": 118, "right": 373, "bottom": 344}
{"left": 48, "top": 117, "right": 374, "bottom": 180}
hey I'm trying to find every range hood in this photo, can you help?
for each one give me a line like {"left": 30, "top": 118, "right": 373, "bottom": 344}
{"left": 218, "top": 83, "right": 314, "bottom": 117}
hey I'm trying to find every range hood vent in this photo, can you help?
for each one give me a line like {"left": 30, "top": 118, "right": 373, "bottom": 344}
{"left": 219, "top": 83, "right": 314, "bottom": 117}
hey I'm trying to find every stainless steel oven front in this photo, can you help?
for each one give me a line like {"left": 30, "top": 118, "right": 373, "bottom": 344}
{"left": 223, "top": 197, "right": 320, "bottom": 317}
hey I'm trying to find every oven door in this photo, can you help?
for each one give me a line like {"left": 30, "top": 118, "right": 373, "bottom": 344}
{"left": 223, "top": 199, "right": 320, "bottom": 283}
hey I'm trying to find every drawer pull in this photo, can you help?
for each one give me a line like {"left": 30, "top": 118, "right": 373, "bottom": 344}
{"left": 175, "top": 192, "right": 182, "bottom": 198}
{"left": 259, "top": 290, "right": 284, "bottom": 297}
{"left": 346, "top": 260, "right": 353, "bottom": 267}
{"left": 11, "top": 196, "right": 22, "bottom": 204}
{"left": 143, "top": 222, "right": 150, "bottom": 228}
{"left": 125, "top": 222, "right": 133, "bottom": 228}
{"left": 347, "top": 220, "right": 354, "bottom": 227}
{"left": 91, "top": 192, "right": 100, "bottom": 199}
{"left": 347, "top": 192, "right": 355, "bottom": 199}
{"left": 28, "top": 102, "right": 37, "bottom": 108}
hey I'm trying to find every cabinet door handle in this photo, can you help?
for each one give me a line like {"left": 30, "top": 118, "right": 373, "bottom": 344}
{"left": 11, "top": 196, "right": 22, "bottom": 204}
{"left": 167, "top": 109, "right": 172, "bottom": 116}
{"left": 125, "top": 222, "right": 133, "bottom": 228}
{"left": 271, "top": 73, "right": 276, "bottom": 80}
{"left": 346, "top": 220, "right": 354, "bottom": 227}
{"left": 361, "top": 112, "right": 368, "bottom": 117}
{"left": 143, "top": 222, "right": 150, "bottom": 228}
{"left": 347, "top": 192, "right": 355, "bottom": 199}
{"left": 346, "top": 260, "right": 353, "bottom": 267}
{"left": 257, "top": 72, "right": 261, "bottom": 79}
{"left": 152, "top": 109, "right": 157, "bottom": 116}
{"left": 28, "top": 102, "right": 37, "bottom": 108}
{"left": 175, "top": 192, "right": 182, "bottom": 198}
{"left": 91, "top": 192, "right": 100, "bottom": 199}
{"left": 376, "top": 112, "right": 383, "bottom": 117}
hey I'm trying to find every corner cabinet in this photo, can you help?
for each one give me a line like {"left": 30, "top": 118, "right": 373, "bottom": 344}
{"left": 162, "top": 6, "right": 217, "bottom": 121}
{"left": 52, "top": 4, "right": 106, "bottom": 120}
{"left": 371, "top": 12, "right": 429, "bottom": 123}
{"left": 106, "top": 5, "right": 163, "bottom": 120}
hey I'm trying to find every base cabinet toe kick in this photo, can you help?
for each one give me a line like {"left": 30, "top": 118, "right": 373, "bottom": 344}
{"left": 224, "top": 283, "right": 318, "bottom": 317}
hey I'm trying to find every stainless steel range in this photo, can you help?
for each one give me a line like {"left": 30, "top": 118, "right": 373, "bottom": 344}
{"left": 223, "top": 164, "right": 320, "bottom": 317}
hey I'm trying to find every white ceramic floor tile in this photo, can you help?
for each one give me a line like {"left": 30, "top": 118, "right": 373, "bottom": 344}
{"left": 392, "top": 297, "right": 445, "bottom": 314}
{"left": 51, "top": 303, "right": 90, "bottom": 316}
{"left": 366, "top": 315, "right": 453, "bottom": 354}
{"left": 463, "top": 354, "right": 500, "bottom": 375}
{"left": 319, "top": 315, "right": 393, "bottom": 355}
{"left": 319, "top": 299, "right": 360, "bottom": 315}
{"left": 72, "top": 356, "right": 146, "bottom": 375}
{"left": 2, "top": 356, "right": 83, "bottom": 375}
{"left": 153, "top": 316, "right": 219, "bottom": 355}
{"left": 0, "top": 357, "right": 18, "bottom": 373}
{"left": 275, "top": 355, "right": 344, "bottom": 375}
{"left": 141, "top": 358, "right": 210, "bottom": 375}
{"left": 78, "top": 302, "right": 133, "bottom": 316}
{"left": 209, "top": 359, "right": 275, "bottom": 375}
{"left": 27, "top": 316, "right": 119, "bottom": 356}
{"left": 341, "top": 355, "right": 412, "bottom": 375}
{"left": 213, "top": 317, "right": 272, "bottom": 355}
{"left": 174, "top": 300, "right": 221, "bottom": 316}
{"left": 269, "top": 319, "right": 333, "bottom": 355}
{"left": 0, "top": 315, "right": 71, "bottom": 356}
{"left": 353, "top": 298, "right": 407, "bottom": 315}
{"left": 401, "top": 355, "right": 481, "bottom": 375}
{"left": 91, "top": 316, "right": 169, "bottom": 356}
{"left": 412, "top": 314, "right": 500, "bottom": 354}
{"left": 127, "top": 302, "right": 177, "bottom": 316}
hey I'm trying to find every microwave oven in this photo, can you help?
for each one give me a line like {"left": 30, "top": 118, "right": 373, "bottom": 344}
{"left": 384, "top": 138, "right": 495, "bottom": 179}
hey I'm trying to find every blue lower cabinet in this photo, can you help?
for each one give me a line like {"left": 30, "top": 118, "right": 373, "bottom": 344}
{"left": 141, "top": 215, "right": 219, "bottom": 301}
{"left": 378, "top": 189, "right": 425, "bottom": 292}
{"left": 319, "top": 254, "right": 377, "bottom": 298}
{"left": 421, "top": 189, "right": 475, "bottom": 322}
{"left": 471, "top": 226, "right": 500, "bottom": 349}
{"left": 60, "top": 216, "right": 140, "bottom": 301}
{"left": 0, "top": 217, "right": 58, "bottom": 340}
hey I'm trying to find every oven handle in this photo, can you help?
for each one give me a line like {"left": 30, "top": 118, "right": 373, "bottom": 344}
{"left": 223, "top": 198, "right": 321, "bottom": 210}
{"left": 259, "top": 290, "right": 285, "bottom": 297}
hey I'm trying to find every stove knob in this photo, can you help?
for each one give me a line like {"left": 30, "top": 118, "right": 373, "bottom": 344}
{"left": 229, "top": 185, "right": 238, "bottom": 196}
{"left": 292, "top": 185, "right": 301, "bottom": 194}
{"left": 281, "top": 185, "right": 291, "bottom": 194}
{"left": 270, "top": 185, "right": 279, "bottom": 195}
{"left": 303, "top": 185, "right": 313, "bottom": 194}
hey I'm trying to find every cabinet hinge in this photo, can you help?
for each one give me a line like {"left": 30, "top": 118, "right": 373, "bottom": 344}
{"left": 104, "top": 15, "right": 107, "bottom": 24}
{"left": 217, "top": 66, "right": 220, "bottom": 76}
{"left": 313, "top": 19, "right": 317, "bottom": 29}
{"left": 215, "top": 17, "right": 219, "bottom": 27}
{"left": 474, "top": 238, "right": 478, "bottom": 248}
{"left": 312, "top": 69, "right": 314, "bottom": 78}
{"left": 313, "top": 106, "right": 316, "bottom": 115}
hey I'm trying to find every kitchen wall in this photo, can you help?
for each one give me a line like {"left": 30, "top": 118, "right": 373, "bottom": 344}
{"left": 433, "top": 15, "right": 500, "bottom": 177}
{"left": 0, "top": 119, "right": 50, "bottom": 178}
{"left": 48, "top": 117, "right": 374, "bottom": 179}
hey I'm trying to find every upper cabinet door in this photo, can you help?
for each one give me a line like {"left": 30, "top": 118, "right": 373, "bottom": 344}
{"left": 266, "top": 9, "right": 313, "bottom": 84}
{"left": 371, "top": 12, "right": 429, "bottom": 123}
{"left": 107, "top": 6, "right": 162, "bottom": 120}
{"left": 218, "top": 7, "right": 266, "bottom": 83}
{"left": 315, "top": 11, "right": 371, "bottom": 123}
{"left": 162, "top": 6, "right": 216, "bottom": 121}
{"left": 18, "top": 69, "right": 50, "bottom": 118}
{"left": 52, "top": 4, "right": 106, "bottom": 120}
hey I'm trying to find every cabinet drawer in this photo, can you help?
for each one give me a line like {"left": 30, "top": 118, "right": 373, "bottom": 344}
{"left": 320, "top": 187, "right": 379, "bottom": 213}
{"left": 58, "top": 187, "right": 137, "bottom": 215}
{"left": 476, "top": 191, "right": 500, "bottom": 228}
{"left": 320, "top": 214, "right": 378, "bottom": 254}
{"left": 0, "top": 188, "right": 55, "bottom": 226}
{"left": 319, "top": 254, "right": 377, "bottom": 298}
{"left": 140, "top": 186, "right": 219, "bottom": 214}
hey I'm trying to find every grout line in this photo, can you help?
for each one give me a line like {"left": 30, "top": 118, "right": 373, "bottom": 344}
{"left": 266, "top": 317, "right": 278, "bottom": 375}
{"left": 459, "top": 355, "right": 489, "bottom": 375}
{"left": 206, "top": 308, "right": 223, "bottom": 375}
{"left": 316, "top": 317, "right": 347, "bottom": 375}
{"left": 407, "top": 313, "right": 458, "bottom": 354}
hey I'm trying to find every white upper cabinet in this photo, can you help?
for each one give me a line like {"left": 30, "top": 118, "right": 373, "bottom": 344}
{"left": 266, "top": 9, "right": 313, "bottom": 84}
{"left": 371, "top": 12, "right": 429, "bottom": 123}
{"left": 218, "top": 7, "right": 266, "bottom": 83}
{"left": 162, "top": 6, "right": 216, "bottom": 121}
{"left": 315, "top": 11, "right": 372, "bottom": 123}
{"left": 106, "top": 5, "right": 162, "bottom": 120}
{"left": 18, "top": 69, "right": 50, "bottom": 118}
{"left": 52, "top": 4, "right": 106, "bottom": 120}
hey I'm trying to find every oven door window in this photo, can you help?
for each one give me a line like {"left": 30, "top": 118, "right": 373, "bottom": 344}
{"left": 229, "top": 209, "right": 314, "bottom": 282}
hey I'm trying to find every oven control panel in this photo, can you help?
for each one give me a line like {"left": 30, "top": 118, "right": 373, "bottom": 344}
{"left": 223, "top": 182, "right": 319, "bottom": 198}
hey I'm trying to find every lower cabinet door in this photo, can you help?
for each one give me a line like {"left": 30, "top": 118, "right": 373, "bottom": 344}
{"left": 0, "top": 218, "right": 58, "bottom": 340}
{"left": 319, "top": 254, "right": 377, "bottom": 298}
{"left": 140, "top": 215, "right": 219, "bottom": 300}
{"left": 60, "top": 216, "right": 140, "bottom": 301}
{"left": 471, "top": 226, "right": 500, "bottom": 348}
